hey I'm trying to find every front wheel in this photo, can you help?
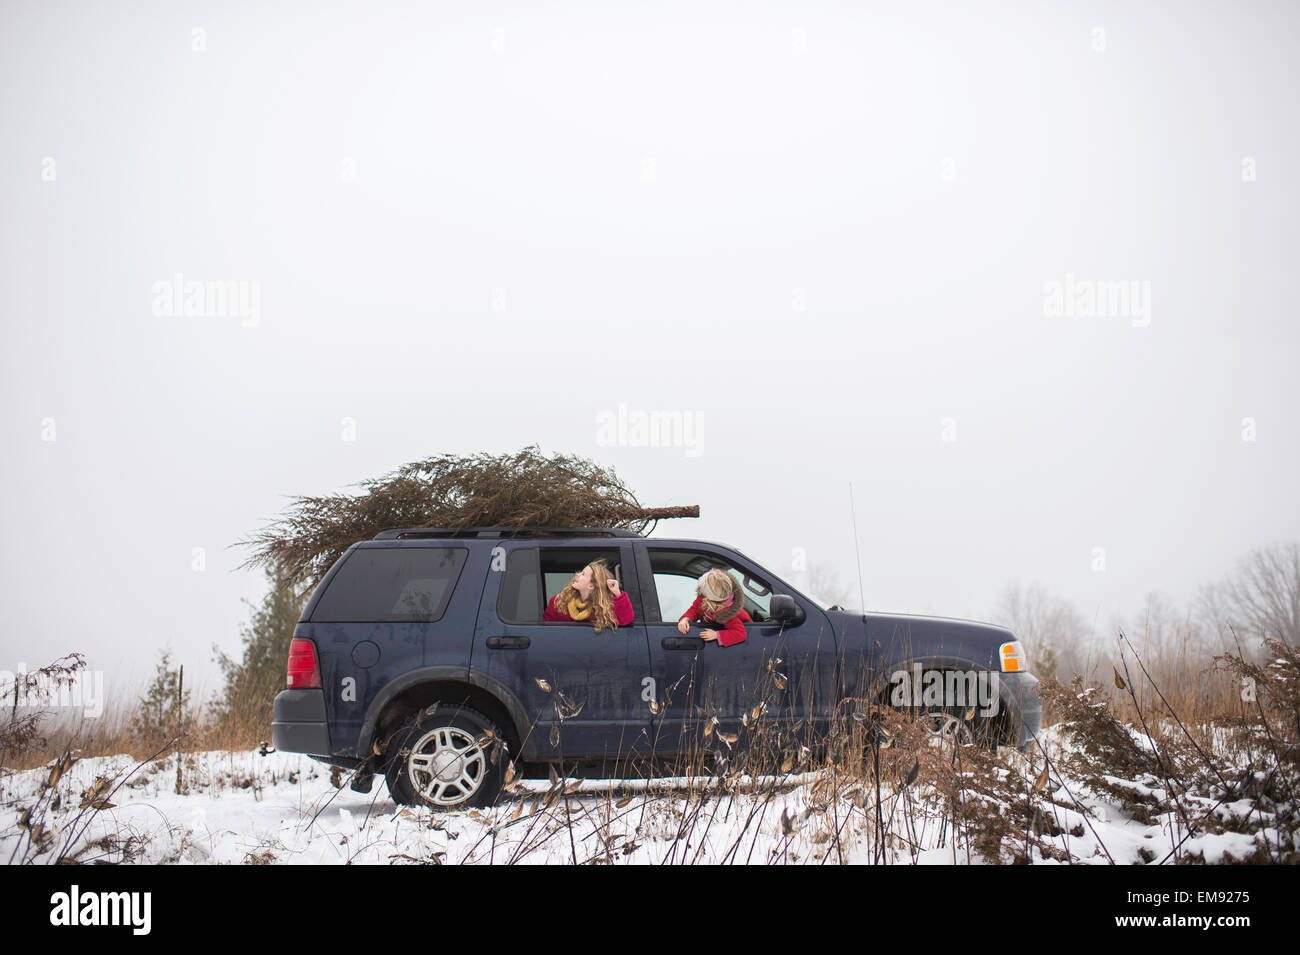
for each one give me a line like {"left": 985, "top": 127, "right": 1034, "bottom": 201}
{"left": 916, "top": 706, "right": 1003, "bottom": 755}
{"left": 919, "top": 709, "right": 974, "bottom": 747}
{"left": 383, "top": 705, "right": 505, "bottom": 809}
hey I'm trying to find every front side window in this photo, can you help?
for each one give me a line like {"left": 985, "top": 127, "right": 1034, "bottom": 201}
{"left": 312, "top": 547, "right": 467, "bottom": 622}
{"left": 647, "top": 549, "right": 774, "bottom": 623}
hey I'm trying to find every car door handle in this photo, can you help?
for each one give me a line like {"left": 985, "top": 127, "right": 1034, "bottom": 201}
{"left": 486, "top": 636, "right": 531, "bottom": 649}
{"left": 662, "top": 636, "right": 704, "bottom": 650}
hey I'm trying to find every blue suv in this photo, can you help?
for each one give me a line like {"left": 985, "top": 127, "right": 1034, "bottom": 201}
{"left": 272, "top": 527, "right": 1042, "bottom": 808}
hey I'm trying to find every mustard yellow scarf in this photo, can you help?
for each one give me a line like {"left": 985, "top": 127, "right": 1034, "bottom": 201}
{"left": 566, "top": 596, "right": 593, "bottom": 620}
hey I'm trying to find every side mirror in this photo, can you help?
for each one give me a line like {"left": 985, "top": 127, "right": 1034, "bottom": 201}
{"left": 769, "top": 595, "right": 805, "bottom": 626}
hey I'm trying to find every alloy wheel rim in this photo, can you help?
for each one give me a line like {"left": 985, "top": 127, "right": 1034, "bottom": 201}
{"left": 921, "top": 712, "right": 973, "bottom": 750}
{"left": 406, "top": 726, "right": 486, "bottom": 806}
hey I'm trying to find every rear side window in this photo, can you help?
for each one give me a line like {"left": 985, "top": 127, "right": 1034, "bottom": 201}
{"left": 496, "top": 547, "right": 627, "bottom": 624}
{"left": 311, "top": 547, "right": 468, "bottom": 622}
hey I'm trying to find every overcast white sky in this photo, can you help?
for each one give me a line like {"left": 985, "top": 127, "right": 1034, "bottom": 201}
{"left": 2, "top": 1, "right": 1296, "bottom": 706}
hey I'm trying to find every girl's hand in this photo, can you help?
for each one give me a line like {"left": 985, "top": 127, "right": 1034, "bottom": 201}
{"left": 607, "top": 578, "right": 621, "bottom": 598}
{"left": 677, "top": 618, "right": 690, "bottom": 634}
{"left": 700, "top": 629, "right": 718, "bottom": 642}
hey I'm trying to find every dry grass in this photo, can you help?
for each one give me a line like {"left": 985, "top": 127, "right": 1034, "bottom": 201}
{"left": 2, "top": 688, "right": 275, "bottom": 772}
{"left": 5, "top": 636, "right": 1297, "bottom": 865}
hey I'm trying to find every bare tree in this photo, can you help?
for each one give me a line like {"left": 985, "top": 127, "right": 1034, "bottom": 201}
{"left": 1197, "top": 541, "right": 1300, "bottom": 647}
{"left": 992, "top": 581, "right": 1095, "bottom": 682}
{"left": 805, "top": 563, "right": 854, "bottom": 609}
{"left": 1107, "top": 591, "right": 1223, "bottom": 697}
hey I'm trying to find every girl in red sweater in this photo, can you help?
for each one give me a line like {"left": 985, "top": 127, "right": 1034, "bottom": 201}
{"left": 543, "top": 559, "right": 634, "bottom": 632}
{"left": 676, "top": 570, "right": 750, "bottom": 647}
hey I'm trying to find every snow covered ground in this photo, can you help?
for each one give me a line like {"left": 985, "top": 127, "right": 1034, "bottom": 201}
{"left": 0, "top": 724, "right": 1273, "bottom": 865}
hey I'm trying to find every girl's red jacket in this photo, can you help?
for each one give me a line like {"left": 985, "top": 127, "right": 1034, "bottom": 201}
{"left": 679, "top": 598, "right": 751, "bottom": 647}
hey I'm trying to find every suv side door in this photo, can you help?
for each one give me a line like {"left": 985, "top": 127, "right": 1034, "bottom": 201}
{"left": 636, "top": 542, "right": 836, "bottom": 759}
{"left": 473, "top": 542, "right": 653, "bottom": 763}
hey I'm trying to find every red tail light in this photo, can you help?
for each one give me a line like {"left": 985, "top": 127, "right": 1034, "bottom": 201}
{"left": 286, "top": 638, "right": 322, "bottom": 688}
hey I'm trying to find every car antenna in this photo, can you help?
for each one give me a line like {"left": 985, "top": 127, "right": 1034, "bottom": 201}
{"left": 849, "top": 482, "right": 867, "bottom": 611}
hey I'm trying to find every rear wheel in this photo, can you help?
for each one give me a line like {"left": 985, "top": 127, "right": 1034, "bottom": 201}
{"left": 384, "top": 705, "right": 505, "bottom": 809}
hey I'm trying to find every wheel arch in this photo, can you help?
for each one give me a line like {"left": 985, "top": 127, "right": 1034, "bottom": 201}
{"left": 358, "top": 666, "right": 530, "bottom": 763}
{"left": 866, "top": 655, "right": 1014, "bottom": 745}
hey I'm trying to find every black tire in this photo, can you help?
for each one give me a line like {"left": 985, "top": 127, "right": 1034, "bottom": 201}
{"left": 383, "top": 704, "right": 506, "bottom": 809}
{"left": 883, "top": 666, "right": 1006, "bottom": 753}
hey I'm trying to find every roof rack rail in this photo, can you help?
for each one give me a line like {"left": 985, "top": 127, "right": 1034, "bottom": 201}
{"left": 372, "top": 526, "right": 644, "bottom": 540}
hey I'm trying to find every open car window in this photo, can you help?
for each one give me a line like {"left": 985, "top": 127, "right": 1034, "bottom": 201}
{"left": 540, "top": 548, "right": 623, "bottom": 607}
{"left": 646, "top": 549, "right": 774, "bottom": 623}
{"left": 652, "top": 573, "right": 698, "bottom": 622}
{"left": 498, "top": 546, "right": 627, "bottom": 624}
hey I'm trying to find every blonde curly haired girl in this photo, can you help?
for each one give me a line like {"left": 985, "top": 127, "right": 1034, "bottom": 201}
{"left": 543, "top": 559, "right": 634, "bottom": 633}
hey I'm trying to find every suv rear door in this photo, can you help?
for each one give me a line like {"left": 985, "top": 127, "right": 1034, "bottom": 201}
{"left": 473, "top": 542, "right": 653, "bottom": 763}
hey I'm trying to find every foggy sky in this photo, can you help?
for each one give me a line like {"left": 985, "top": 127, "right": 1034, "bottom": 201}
{"left": 2, "top": 0, "right": 1297, "bottom": 707}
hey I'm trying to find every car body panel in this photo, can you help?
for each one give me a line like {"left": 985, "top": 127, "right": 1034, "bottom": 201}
{"left": 272, "top": 532, "right": 1044, "bottom": 773}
